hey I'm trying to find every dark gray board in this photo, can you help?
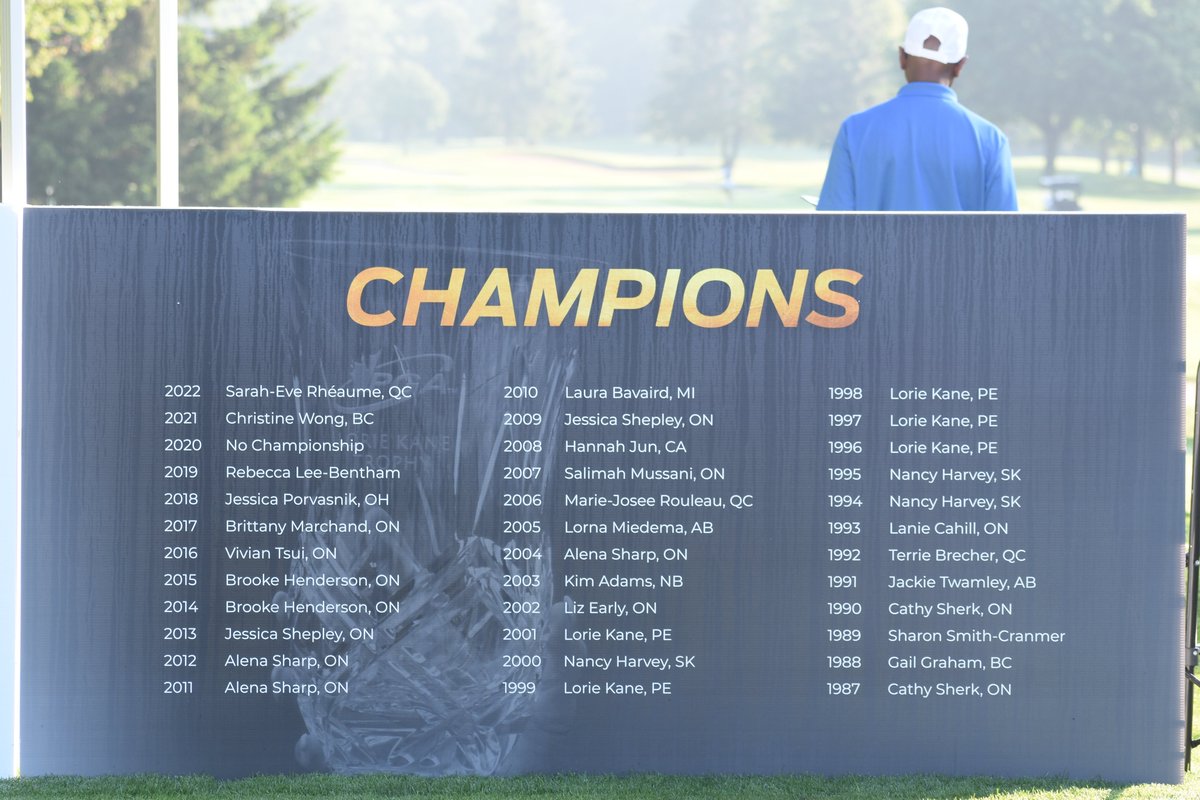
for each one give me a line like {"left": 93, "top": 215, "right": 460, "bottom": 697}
{"left": 21, "top": 209, "right": 1185, "bottom": 781}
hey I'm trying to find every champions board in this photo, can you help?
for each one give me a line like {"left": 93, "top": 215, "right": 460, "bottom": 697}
{"left": 21, "top": 210, "right": 1186, "bottom": 781}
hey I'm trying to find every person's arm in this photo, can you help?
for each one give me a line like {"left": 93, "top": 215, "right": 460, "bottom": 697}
{"left": 985, "top": 133, "right": 1018, "bottom": 211}
{"left": 817, "top": 124, "right": 855, "bottom": 211}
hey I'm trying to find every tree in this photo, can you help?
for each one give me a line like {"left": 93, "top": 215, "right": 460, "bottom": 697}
{"left": 275, "top": 0, "right": 469, "bottom": 143}
{"left": 26, "top": 0, "right": 140, "bottom": 82}
{"left": 923, "top": 0, "right": 1111, "bottom": 176}
{"left": 177, "top": 1, "right": 339, "bottom": 206}
{"left": 1153, "top": 0, "right": 1200, "bottom": 184}
{"left": 376, "top": 60, "right": 450, "bottom": 150}
{"left": 460, "top": 0, "right": 582, "bottom": 143}
{"left": 557, "top": 0, "right": 692, "bottom": 137}
{"left": 928, "top": 0, "right": 1200, "bottom": 179}
{"left": 1094, "top": 0, "right": 1200, "bottom": 183}
{"left": 647, "top": 0, "right": 774, "bottom": 185}
{"left": 764, "top": 0, "right": 906, "bottom": 147}
{"left": 25, "top": 0, "right": 338, "bottom": 206}
{"left": 918, "top": 0, "right": 1200, "bottom": 178}
{"left": 26, "top": 0, "right": 156, "bottom": 204}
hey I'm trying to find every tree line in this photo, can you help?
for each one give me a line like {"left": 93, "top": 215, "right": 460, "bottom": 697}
{"left": 649, "top": 0, "right": 1200, "bottom": 182}
{"left": 25, "top": 0, "right": 337, "bottom": 206}
{"left": 286, "top": 0, "right": 1200, "bottom": 182}
{"left": 21, "top": 0, "right": 1200, "bottom": 206}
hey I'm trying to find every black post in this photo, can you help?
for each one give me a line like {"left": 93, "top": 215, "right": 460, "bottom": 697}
{"left": 1186, "top": 365, "right": 1200, "bottom": 770}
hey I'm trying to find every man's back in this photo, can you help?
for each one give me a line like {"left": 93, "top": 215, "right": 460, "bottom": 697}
{"left": 818, "top": 83, "right": 1016, "bottom": 211}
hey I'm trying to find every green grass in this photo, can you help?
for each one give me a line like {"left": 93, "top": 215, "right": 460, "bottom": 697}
{"left": 1, "top": 772, "right": 1199, "bottom": 799}
{"left": 300, "top": 140, "right": 1200, "bottom": 216}
{"left": 300, "top": 140, "right": 822, "bottom": 212}
{"left": 299, "top": 143, "right": 1200, "bottom": 276}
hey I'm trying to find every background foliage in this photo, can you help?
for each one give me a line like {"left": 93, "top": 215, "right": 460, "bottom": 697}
{"left": 26, "top": 0, "right": 338, "bottom": 206}
{"left": 19, "top": 0, "right": 1200, "bottom": 201}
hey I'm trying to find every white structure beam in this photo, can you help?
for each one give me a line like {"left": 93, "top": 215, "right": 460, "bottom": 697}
{"left": 2, "top": 0, "right": 25, "bottom": 204}
{"left": 158, "top": 0, "right": 179, "bottom": 207}
{"left": 0, "top": 0, "right": 22, "bottom": 777}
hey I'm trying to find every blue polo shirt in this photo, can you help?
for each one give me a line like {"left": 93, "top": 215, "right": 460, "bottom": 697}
{"left": 817, "top": 82, "right": 1017, "bottom": 211}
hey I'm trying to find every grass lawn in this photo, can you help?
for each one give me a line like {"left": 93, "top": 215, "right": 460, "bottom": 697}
{"left": 300, "top": 140, "right": 830, "bottom": 212}
{"left": 1, "top": 771, "right": 1199, "bottom": 799}
{"left": 299, "top": 140, "right": 1200, "bottom": 220}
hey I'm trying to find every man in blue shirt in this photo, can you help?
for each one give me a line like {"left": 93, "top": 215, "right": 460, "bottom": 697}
{"left": 817, "top": 7, "right": 1018, "bottom": 211}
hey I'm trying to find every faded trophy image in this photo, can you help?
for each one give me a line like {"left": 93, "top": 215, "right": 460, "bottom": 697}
{"left": 273, "top": 333, "right": 574, "bottom": 775}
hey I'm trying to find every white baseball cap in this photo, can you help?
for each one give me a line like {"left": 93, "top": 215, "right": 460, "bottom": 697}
{"left": 903, "top": 7, "right": 968, "bottom": 64}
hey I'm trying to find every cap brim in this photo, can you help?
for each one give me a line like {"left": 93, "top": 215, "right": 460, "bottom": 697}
{"left": 903, "top": 45, "right": 956, "bottom": 64}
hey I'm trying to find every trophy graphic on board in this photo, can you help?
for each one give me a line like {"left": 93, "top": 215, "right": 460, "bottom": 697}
{"left": 275, "top": 338, "right": 574, "bottom": 775}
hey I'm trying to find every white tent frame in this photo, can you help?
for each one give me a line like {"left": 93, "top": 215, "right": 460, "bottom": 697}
{"left": 0, "top": 0, "right": 180, "bottom": 775}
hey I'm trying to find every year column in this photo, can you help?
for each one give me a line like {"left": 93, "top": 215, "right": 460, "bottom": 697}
{"left": 498, "top": 384, "right": 546, "bottom": 698}
{"left": 824, "top": 386, "right": 864, "bottom": 699}
{"left": 161, "top": 383, "right": 203, "bottom": 695}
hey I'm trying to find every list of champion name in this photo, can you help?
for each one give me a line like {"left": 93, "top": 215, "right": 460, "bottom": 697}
{"left": 225, "top": 383, "right": 394, "bottom": 400}
{"left": 563, "top": 546, "right": 687, "bottom": 565}
{"left": 223, "top": 571, "right": 401, "bottom": 587}
{"left": 223, "top": 680, "right": 349, "bottom": 697}
{"left": 220, "top": 560, "right": 402, "bottom": 605}
{"left": 560, "top": 385, "right": 738, "bottom": 509}
{"left": 561, "top": 623, "right": 694, "bottom": 697}
{"left": 561, "top": 384, "right": 704, "bottom": 447}
{"left": 224, "top": 438, "right": 367, "bottom": 454}
{"left": 877, "top": 384, "right": 1047, "bottom": 697}
{"left": 561, "top": 519, "right": 713, "bottom": 536}
{"left": 890, "top": 386, "right": 999, "bottom": 401}
{"left": 221, "top": 625, "right": 362, "bottom": 645}
{"left": 558, "top": 548, "right": 692, "bottom": 603}
{"left": 222, "top": 382, "right": 385, "bottom": 459}
{"left": 222, "top": 652, "right": 345, "bottom": 696}
{"left": 887, "top": 574, "right": 1037, "bottom": 591}
{"left": 225, "top": 410, "right": 364, "bottom": 428}
{"left": 887, "top": 519, "right": 1012, "bottom": 535}
{"left": 225, "top": 518, "right": 385, "bottom": 535}
{"left": 564, "top": 385, "right": 697, "bottom": 401}
{"left": 882, "top": 626, "right": 1066, "bottom": 691}
{"left": 886, "top": 468, "right": 1022, "bottom": 485}
{"left": 221, "top": 622, "right": 370, "bottom": 696}
{"left": 218, "top": 556, "right": 387, "bottom": 696}
{"left": 555, "top": 385, "right": 716, "bottom": 694}
{"left": 876, "top": 602, "right": 1062, "bottom": 688}
{"left": 887, "top": 387, "right": 1001, "bottom": 431}
{"left": 561, "top": 652, "right": 697, "bottom": 697}
{"left": 563, "top": 493, "right": 739, "bottom": 509}
{"left": 225, "top": 464, "right": 402, "bottom": 480}
{"left": 215, "top": 384, "right": 401, "bottom": 700}
{"left": 224, "top": 491, "right": 368, "bottom": 506}
{"left": 561, "top": 465, "right": 717, "bottom": 481}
